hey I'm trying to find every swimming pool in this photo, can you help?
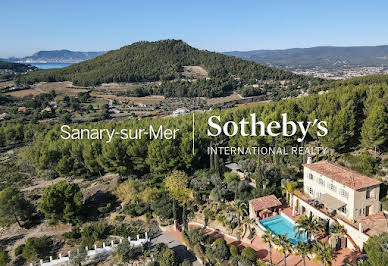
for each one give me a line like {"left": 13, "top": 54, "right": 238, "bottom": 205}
{"left": 258, "top": 213, "right": 308, "bottom": 244}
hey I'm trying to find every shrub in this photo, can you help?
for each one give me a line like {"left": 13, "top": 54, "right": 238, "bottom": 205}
{"left": 69, "top": 248, "right": 87, "bottom": 266}
{"left": 81, "top": 223, "right": 109, "bottom": 247}
{"left": 364, "top": 232, "right": 388, "bottom": 266}
{"left": 159, "top": 248, "right": 178, "bottom": 266}
{"left": 63, "top": 227, "right": 81, "bottom": 239}
{"left": 229, "top": 244, "right": 239, "bottom": 257}
{"left": 0, "top": 251, "right": 10, "bottom": 266}
{"left": 229, "top": 255, "right": 254, "bottom": 266}
{"left": 241, "top": 247, "right": 257, "bottom": 262}
{"left": 181, "top": 260, "right": 192, "bottom": 266}
{"left": 115, "top": 215, "right": 125, "bottom": 222}
{"left": 22, "top": 236, "right": 52, "bottom": 261}
{"left": 110, "top": 241, "right": 140, "bottom": 262}
{"left": 14, "top": 244, "right": 25, "bottom": 256}
{"left": 123, "top": 202, "right": 149, "bottom": 217}
{"left": 182, "top": 230, "right": 191, "bottom": 249}
{"left": 187, "top": 228, "right": 206, "bottom": 246}
{"left": 211, "top": 238, "right": 230, "bottom": 262}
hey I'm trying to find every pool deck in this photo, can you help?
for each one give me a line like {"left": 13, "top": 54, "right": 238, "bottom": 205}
{"left": 169, "top": 207, "right": 362, "bottom": 266}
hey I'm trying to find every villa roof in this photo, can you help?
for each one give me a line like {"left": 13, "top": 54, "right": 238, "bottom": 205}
{"left": 303, "top": 160, "right": 381, "bottom": 190}
{"left": 359, "top": 212, "right": 388, "bottom": 236}
{"left": 249, "top": 195, "right": 282, "bottom": 211}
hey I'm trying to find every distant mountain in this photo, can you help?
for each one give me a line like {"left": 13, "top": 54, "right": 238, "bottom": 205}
{"left": 224, "top": 46, "right": 388, "bottom": 71}
{"left": 10, "top": 50, "right": 106, "bottom": 63}
{"left": 16, "top": 40, "right": 321, "bottom": 98}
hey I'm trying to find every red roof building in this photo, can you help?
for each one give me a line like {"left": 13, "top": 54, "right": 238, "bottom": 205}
{"left": 303, "top": 160, "right": 381, "bottom": 190}
{"left": 249, "top": 195, "right": 282, "bottom": 219}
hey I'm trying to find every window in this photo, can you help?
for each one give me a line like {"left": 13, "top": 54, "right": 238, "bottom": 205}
{"left": 318, "top": 178, "right": 325, "bottom": 186}
{"left": 366, "top": 190, "right": 371, "bottom": 199}
{"left": 309, "top": 173, "right": 314, "bottom": 180}
{"left": 359, "top": 208, "right": 364, "bottom": 215}
{"left": 340, "top": 189, "right": 349, "bottom": 199}
{"left": 328, "top": 183, "right": 336, "bottom": 192}
{"left": 339, "top": 205, "right": 347, "bottom": 214}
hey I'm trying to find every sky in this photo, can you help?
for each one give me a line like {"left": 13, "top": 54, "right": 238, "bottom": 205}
{"left": 1, "top": 0, "right": 388, "bottom": 57}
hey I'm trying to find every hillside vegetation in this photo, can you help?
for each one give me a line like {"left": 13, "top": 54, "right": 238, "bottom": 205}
{"left": 0, "top": 61, "right": 37, "bottom": 81}
{"left": 16, "top": 40, "right": 322, "bottom": 98}
{"left": 21, "top": 76, "right": 387, "bottom": 180}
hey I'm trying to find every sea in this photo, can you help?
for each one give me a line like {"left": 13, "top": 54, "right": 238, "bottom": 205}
{"left": 29, "top": 62, "right": 73, "bottom": 69}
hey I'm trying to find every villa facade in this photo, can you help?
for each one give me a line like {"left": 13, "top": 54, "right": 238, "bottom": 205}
{"left": 303, "top": 160, "right": 381, "bottom": 221}
{"left": 291, "top": 160, "right": 387, "bottom": 250}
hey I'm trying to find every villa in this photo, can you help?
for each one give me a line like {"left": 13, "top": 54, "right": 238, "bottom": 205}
{"left": 290, "top": 160, "right": 387, "bottom": 250}
{"left": 249, "top": 160, "right": 388, "bottom": 251}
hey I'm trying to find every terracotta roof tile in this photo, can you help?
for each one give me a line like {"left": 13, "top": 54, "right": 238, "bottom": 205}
{"left": 359, "top": 212, "right": 388, "bottom": 235}
{"left": 249, "top": 195, "right": 282, "bottom": 211}
{"left": 304, "top": 160, "right": 381, "bottom": 190}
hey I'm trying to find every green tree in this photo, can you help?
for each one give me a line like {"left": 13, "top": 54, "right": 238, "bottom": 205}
{"left": 241, "top": 247, "right": 257, "bottom": 262}
{"left": 224, "top": 172, "right": 240, "bottom": 184}
{"left": 229, "top": 244, "right": 239, "bottom": 257}
{"left": 358, "top": 150, "right": 378, "bottom": 176}
{"left": 81, "top": 223, "right": 109, "bottom": 247}
{"left": 294, "top": 215, "right": 317, "bottom": 241}
{"left": 312, "top": 242, "right": 333, "bottom": 266}
{"left": 274, "top": 234, "right": 292, "bottom": 266}
{"left": 164, "top": 171, "right": 194, "bottom": 230}
{"left": 294, "top": 242, "right": 311, "bottom": 266}
{"left": 194, "top": 243, "right": 206, "bottom": 264}
{"left": 22, "top": 236, "right": 52, "bottom": 261}
{"left": 262, "top": 230, "right": 275, "bottom": 266}
{"left": 364, "top": 232, "right": 388, "bottom": 266}
{"left": 209, "top": 238, "right": 230, "bottom": 263}
{"left": 361, "top": 101, "right": 387, "bottom": 150}
{"left": 158, "top": 248, "right": 178, "bottom": 266}
{"left": 229, "top": 255, "right": 255, "bottom": 266}
{"left": 0, "top": 186, "right": 34, "bottom": 227}
{"left": 39, "top": 181, "right": 83, "bottom": 224}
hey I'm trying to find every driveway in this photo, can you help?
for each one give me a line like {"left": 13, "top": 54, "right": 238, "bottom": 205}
{"left": 151, "top": 231, "right": 200, "bottom": 265}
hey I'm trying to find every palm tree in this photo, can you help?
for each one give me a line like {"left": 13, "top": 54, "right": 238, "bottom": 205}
{"left": 241, "top": 217, "right": 255, "bottom": 238}
{"left": 294, "top": 241, "right": 311, "bottom": 266}
{"left": 274, "top": 234, "right": 292, "bottom": 266}
{"left": 329, "top": 223, "right": 346, "bottom": 249}
{"left": 314, "top": 218, "right": 327, "bottom": 239}
{"left": 233, "top": 200, "right": 248, "bottom": 227}
{"left": 294, "top": 215, "right": 317, "bottom": 241}
{"left": 262, "top": 230, "right": 275, "bottom": 266}
{"left": 330, "top": 223, "right": 345, "bottom": 236}
{"left": 313, "top": 242, "right": 334, "bottom": 266}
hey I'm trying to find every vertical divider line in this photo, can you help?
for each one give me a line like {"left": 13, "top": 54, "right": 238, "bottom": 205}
{"left": 192, "top": 112, "right": 195, "bottom": 155}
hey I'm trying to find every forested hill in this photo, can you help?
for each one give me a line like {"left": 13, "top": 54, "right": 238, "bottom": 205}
{"left": 0, "top": 61, "right": 37, "bottom": 80}
{"left": 0, "top": 61, "right": 37, "bottom": 73}
{"left": 16, "top": 40, "right": 323, "bottom": 98}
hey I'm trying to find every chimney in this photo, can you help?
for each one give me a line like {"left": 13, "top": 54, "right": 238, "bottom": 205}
{"left": 307, "top": 157, "right": 312, "bottom": 164}
{"left": 359, "top": 223, "right": 364, "bottom": 233}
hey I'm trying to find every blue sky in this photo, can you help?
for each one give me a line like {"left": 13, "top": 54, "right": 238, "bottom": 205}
{"left": 1, "top": 0, "right": 388, "bottom": 57}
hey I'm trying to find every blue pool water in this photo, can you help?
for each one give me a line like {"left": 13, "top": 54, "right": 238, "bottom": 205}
{"left": 259, "top": 213, "right": 308, "bottom": 244}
